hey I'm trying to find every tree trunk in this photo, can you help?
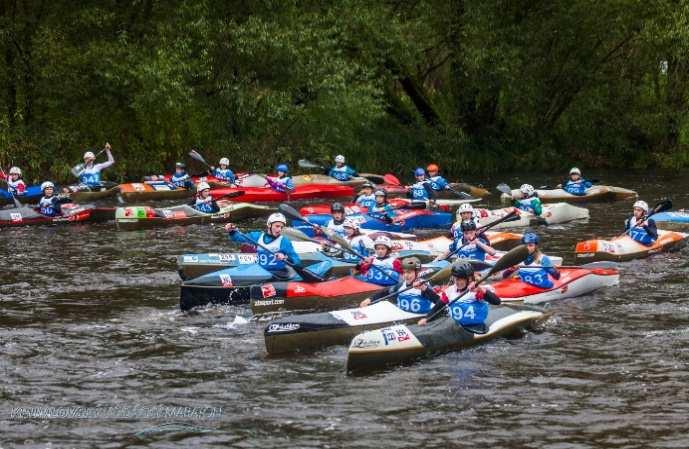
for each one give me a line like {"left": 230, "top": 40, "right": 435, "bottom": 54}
{"left": 2, "top": 0, "right": 18, "bottom": 128}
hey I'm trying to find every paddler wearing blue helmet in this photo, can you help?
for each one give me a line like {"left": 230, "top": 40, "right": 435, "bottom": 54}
{"left": 503, "top": 231, "right": 560, "bottom": 289}
{"left": 405, "top": 167, "right": 436, "bottom": 201}
{"left": 267, "top": 164, "right": 295, "bottom": 193}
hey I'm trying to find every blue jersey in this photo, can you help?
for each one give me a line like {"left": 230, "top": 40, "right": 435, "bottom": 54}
{"left": 355, "top": 193, "right": 376, "bottom": 209}
{"left": 343, "top": 235, "right": 374, "bottom": 263}
{"left": 394, "top": 283, "right": 435, "bottom": 314}
{"left": 79, "top": 153, "right": 114, "bottom": 186}
{"left": 270, "top": 176, "right": 294, "bottom": 192}
{"left": 213, "top": 167, "right": 236, "bottom": 183}
{"left": 357, "top": 256, "right": 400, "bottom": 286}
{"left": 518, "top": 254, "right": 557, "bottom": 289}
{"left": 625, "top": 216, "right": 657, "bottom": 246}
{"left": 328, "top": 165, "right": 358, "bottom": 182}
{"left": 444, "top": 285, "right": 489, "bottom": 326}
{"left": 408, "top": 181, "right": 432, "bottom": 201}
{"left": 229, "top": 231, "right": 301, "bottom": 271}
{"left": 514, "top": 197, "right": 542, "bottom": 216}
{"left": 368, "top": 203, "right": 395, "bottom": 221}
{"left": 450, "top": 235, "right": 490, "bottom": 261}
{"left": 564, "top": 179, "right": 592, "bottom": 196}
{"left": 171, "top": 172, "right": 193, "bottom": 189}
{"left": 38, "top": 196, "right": 62, "bottom": 217}
{"left": 193, "top": 196, "right": 218, "bottom": 214}
{"left": 428, "top": 175, "right": 449, "bottom": 191}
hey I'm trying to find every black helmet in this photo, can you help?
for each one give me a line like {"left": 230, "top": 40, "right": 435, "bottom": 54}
{"left": 460, "top": 220, "right": 477, "bottom": 232}
{"left": 331, "top": 202, "right": 345, "bottom": 213}
{"left": 451, "top": 261, "right": 474, "bottom": 279}
{"left": 401, "top": 257, "right": 421, "bottom": 270}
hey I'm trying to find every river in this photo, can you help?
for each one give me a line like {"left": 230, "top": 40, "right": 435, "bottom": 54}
{"left": 2, "top": 171, "right": 689, "bottom": 448}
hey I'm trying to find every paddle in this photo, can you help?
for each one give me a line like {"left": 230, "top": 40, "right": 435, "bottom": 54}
{"left": 368, "top": 261, "right": 457, "bottom": 305}
{"left": 426, "top": 180, "right": 472, "bottom": 200}
{"left": 617, "top": 199, "right": 672, "bottom": 238}
{"left": 188, "top": 149, "right": 212, "bottom": 170}
{"left": 517, "top": 261, "right": 618, "bottom": 270}
{"left": 425, "top": 244, "right": 530, "bottom": 321}
{"left": 70, "top": 147, "right": 106, "bottom": 178}
{"left": 298, "top": 158, "right": 325, "bottom": 171}
{"left": 232, "top": 230, "right": 325, "bottom": 282}
{"left": 496, "top": 183, "right": 513, "bottom": 196}
{"left": 215, "top": 190, "right": 246, "bottom": 201}
{"left": 382, "top": 174, "right": 401, "bottom": 186}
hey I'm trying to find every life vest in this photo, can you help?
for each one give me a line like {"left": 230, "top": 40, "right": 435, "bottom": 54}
{"left": 355, "top": 194, "right": 376, "bottom": 209}
{"left": 395, "top": 282, "right": 434, "bottom": 314}
{"left": 79, "top": 165, "right": 102, "bottom": 186}
{"left": 445, "top": 284, "right": 488, "bottom": 326}
{"left": 627, "top": 216, "right": 656, "bottom": 245}
{"left": 343, "top": 235, "right": 374, "bottom": 262}
{"left": 329, "top": 165, "right": 355, "bottom": 181}
{"left": 409, "top": 181, "right": 430, "bottom": 200}
{"left": 39, "top": 196, "right": 59, "bottom": 217}
{"left": 518, "top": 254, "right": 555, "bottom": 289}
{"left": 7, "top": 178, "right": 26, "bottom": 195}
{"left": 194, "top": 196, "right": 215, "bottom": 214}
{"left": 428, "top": 175, "right": 448, "bottom": 191}
{"left": 171, "top": 172, "right": 190, "bottom": 189}
{"left": 564, "top": 179, "right": 590, "bottom": 196}
{"left": 363, "top": 256, "right": 399, "bottom": 286}
{"left": 325, "top": 218, "right": 347, "bottom": 238}
{"left": 515, "top": 197, "right": 539, "bottom": 214}
{"left": 454, "top": 236, "right": 489, "bottom": 261}
{"left": 213, "top": 168, "right": 235, "bottom": 183}
{"left": 368, "top": 204, "right": 394, "bottom": 221}
{"left": 256, "top": 232, "right": 286, "bottom": 270}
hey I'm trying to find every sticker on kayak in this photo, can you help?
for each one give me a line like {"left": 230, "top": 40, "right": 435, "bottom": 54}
{"left": 237, "top": 254, "right": 256, "bottom": 264}
{"left": 10, "top": 212, "right": 22, "bottom": 223}
{"left": 332, "top": 302, "right": 421, "bottom": 326}
{"left": 152, "top": 184, "right": 172, "bottom": 191}
{"left": 183, "top": 255, "right": 199, "bottom": 263}
{"left": 261, "top": 284, "right": 277, "bottom": 298}
{"left": 266, "top": 323, "right": 300, "bottom": 333}
{"left": 137, "top": 208, "right": 147, "bottom": 218}
{"left": 132, "top": 183, "right": 145, "bottom": 191}
{"left": 219, "top": 274, "right": 233, "bottom": 288}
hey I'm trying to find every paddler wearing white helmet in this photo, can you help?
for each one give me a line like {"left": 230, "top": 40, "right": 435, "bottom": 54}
{"left": 37, "top": 181, "right": 70, "bottom": 217}
{"left": 328, "top": 154, "right": 359, "bottom": 182}
{"left": 210, "top": 156, "right": 236, "bottom": 184}
{"left": 367, "top": 189, "right": 396, "bottom": 223}
{"left": 355, "top": 235, "right": 402, "bottom": 286}
{"left": 455, "top": 203, "right": 480, "bottom": 227}
{"left": 436, "top": 219, "right": 495, "bottom": 262}
{"left": 562, "top": 167, "right": 593, "bottom": 196}
{"left": 79, "top": 142, "right": 114, "bottom": 187}
{"left": 625, "top": 200, "right": 658, "bottom": 245}
{"left": 6, "top": 166, "right": 26, "bottom": 195}
{"left": 224, "top": 212, "right": 301, "bottom": 274}
{"left": 512, "top": 183, "right": 543, "bottom": 216}
{"left": 189, "top": 181, "right": 219, "bottom": 213}
{"left": 341, "top": 218, "right": 374, "bottom": 262}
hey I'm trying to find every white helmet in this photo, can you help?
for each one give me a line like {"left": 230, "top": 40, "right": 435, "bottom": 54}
{"left": 343, "top": 218, "right": 359, "bottom": 229}
{"left": 373, "top": 235, "right": 392, "bottom": 249}
{"left": 83, "top": 151, "right": 96, "bottom": 161}
{"left": 9, "top": 166, "right": 21, "bottom": 176}
{"left": 267, "top": 212, "right": 287, "bottom": 226}
{"left": 633, "top": 200, "right": 649, "bottom": 213}
{"left": 458, "top": 203, "right": 474, "bottom": 214}
{"left": 335, "top": 154, "right": 345, "bottom": 163}
{"left": 520, "top": 184, "right": 535, "bottom": 197}
{"left": 196, "top": 181, "right": 211, "bottom": 192}
{"left": 219, "top": 157, "right": 230, "bottom": 166}
{"left": 41, "top": 181, "right": 55, "bottom": 191}
{"left": 569, "top": 167, "right": 582, "bottom": 176}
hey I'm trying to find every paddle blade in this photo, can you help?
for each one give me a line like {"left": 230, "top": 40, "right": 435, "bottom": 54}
{"left": 652, "top": 199, "right": 672, "bottom": 215}
{"left": 70, "top": 163, "right": 85, "bottom": 178}
{"left": 188, "top": 149, "right": 210, "bottom": 167}
{"left": 359, "top": 173, "right": 386, "bottom": 184}
{"left": 429, "top": 265, "right": 451, "bottom": 282}
{"left": 327, "top": 232, "right": 353, "bottom": 252}
{"left": 383, "top": 174, "right": 401, "bottom": 186}
{"left": 282, "top": 227, "right": 318, "bottom": 243}
{"left": 278, "top": 203, "right": 305, "bottom": 223}
{"left": 297, "top": 159, "right": 323, "bottom": 170}
{"left": 496, "top": 183, "right": 512, "bottom": 195}
{"left": 486, "top": 244, "right": 529, "bottom": 276}
{"left": 218, "top": 190, "right": 245, "bottom": 200}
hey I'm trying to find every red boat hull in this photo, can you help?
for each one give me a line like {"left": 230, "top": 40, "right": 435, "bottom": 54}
{"left": 211, "top": 184, "right": 354, "bottom": 202}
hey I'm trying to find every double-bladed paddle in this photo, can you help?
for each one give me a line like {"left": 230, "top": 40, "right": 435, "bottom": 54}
{"left": 188, "top": 149, "right": 212, "bottom": 170}
{"left": 617, "top": 199, "right": 672, "bottom": 238}
{"left": 70, "top": 146, "right": 107, "bottom": 178}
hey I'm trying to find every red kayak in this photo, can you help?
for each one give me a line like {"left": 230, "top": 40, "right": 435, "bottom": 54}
{"left": 0, "top": 203, "right": 93, "bottom": 227}
{"left": 210, "top": 184, "right": 354, "bottom": 202}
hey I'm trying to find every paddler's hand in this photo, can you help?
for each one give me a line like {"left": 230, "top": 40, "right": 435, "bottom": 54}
{"left": 359, "top": 298, "right": 372, "bottom": 308}
{"left": 364, "top": 256, "right": 374, "bottom": 265}
{"left": 417, "top": 318, "right": 428, "bottom": 326}
{"left": 413, "top": 280, "right": 426, "bottom": 291}
{"left": 224, "top": 223, "right": 237, "bottom": 233}
{"left": 105, "top": 142, "right": 111, "bottom": 151}
{"left": 275, "top": 252, "right": 287, "bottom": 261}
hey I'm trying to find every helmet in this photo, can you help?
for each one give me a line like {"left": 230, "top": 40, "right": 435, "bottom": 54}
{"left": 267, "top": 212, "right": 287, "bottom": 226}
{"left": 374, "top": 189, "right": 387, "bottom": 197}
{"left": 458, "top": 203, "right": 474, "bottom": 214}
{"left": 41, "top": 181, "right": 55, "bottom": 191}
{"left": 83, "top": 151, "right": 96, "bottom": 161}
{"left": 460, "top": 220, "right": 477, "bottom": 232}
{"left": 196, "top": 181, "right": 211, "bottom": 192}
{"left": 219, "top": 157, "right": 230, "bottom": 166}
{"left": 9, "top": 166, "right": 21, "bottom": 176}
{"left": 451, "top": 261, "right": 474, "bottom": 279}
{"left": 427, "top": 163, "right": 439, "bottom": 173}
{"left": 414, "top": 167, "right": 426, "bottom": 177}
{"left": 401, "top": 257, "right": 421, "bottom": 270}
{"left": 175, "top": 162, "right": 186, "bottom": 169}
{"left": 343, "top": 218, "right": 359, "bottom": 229}
{"left": 569, "top": 167, "right": 582, "bottom": 176}
{"left": 335, "top": 155, "right": 345, "bottom": 163}
{"left": 331, "top": 202, "right": 345, "bottom": 213}
{"left": 520, "top": 184, "right": 535, "bottom": 197}
{"left": 276, "top": 164, "right": 288, "bottom": 173}
{"left": 373, "top": 235, "right": 392, "bottom": 249}
{"left": 360, "top": 181, "right": 374, "bottom": 190}
{"left": 633, "top": 200, "right": 649, "bottom": 213}
{"left": 522, "top": 232, "right": 540, "bottom": 244}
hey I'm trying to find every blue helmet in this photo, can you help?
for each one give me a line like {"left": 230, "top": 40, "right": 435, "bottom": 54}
{"left": 414, "top": 167, "right": 426, "bottom": 177}
{"left": 276, "top": 164, "right": 288, "bottom": 173}
{"left": 522, "top": 232, "right": 540, "bottom": 244}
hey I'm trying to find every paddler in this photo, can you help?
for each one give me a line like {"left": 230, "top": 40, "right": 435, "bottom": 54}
{"left": 406, "top": 167, "right": 435, "bottom": 201}
{"left": 190, "top": 181, "right": 219, "bottom": 213}
{"left": 435, "top": 220, "right": 496, "bottom": 262}
{"left": 342, "top": 218, "right": 374, "bottom": 261}
{"left": 267, "top": 164, "right": 295, "bottom": 193}
{"left": 354, "top": 182, "right": 376, "bottom": 209}
{"left": 367, "top": 189, "right": 396, "bottom": 223}
{"left": 454, "top": 203, "right": 481, "bottom": 227}
{"left": 355, "top": 235, "right": 402, "bottom": 286}
{"left": 37, "top": 182, "right": 71, "bottom": 217}
{"left": 426, "top": 163, "right": 450, "bottom": 192}
{"left": 170, "top": 162, "right": 194, "bottom": 189}
{"left": 502, "top": 232, "right": 560, "bottom": 288}
{"left": 624, "top": 200, "right": 658, "bottom": 245}
{"left": 328, "top": 154, "right": 358, "bottom": 182}
{"left": 79, "top": 142, "right": 115, "bottom": 187}
{"left": 6, "top": 166, "right": 26, "bottom": 195}
{"left": 211, "top": 157, "right": 236, "bottom": 184}
{"left": 324, "top": 202, "right": 347, "bottom": 238}
{"left": 359, "top": 257, "right": 442, "bottom": 313}
{"left": 512, "top": 184, "right": 542, "bottom": 216}
{"left": 418, "top": 261, "right": 501, "bottom": 326}
{"left": 562, "top": 167, "right": 592, "bottom": 196}
{"left": 224, "top": 213, "right": 301, "bottom": 277}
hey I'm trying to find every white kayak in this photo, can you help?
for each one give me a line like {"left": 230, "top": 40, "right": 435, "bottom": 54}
{"left": 475, "top": 203, "right": 589, "bottom": 229}
{"left": 500, "top": 185, "right": 638, "bottom": 204}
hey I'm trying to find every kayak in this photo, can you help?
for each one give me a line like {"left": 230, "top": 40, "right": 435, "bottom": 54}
{"left": 119, "top": 181, "right": 193, "bottom": 202}
{"left": 296, "top": 210, "right": 454, "bottom": 233}
{"left": 345, "top": 306, "right": 544, "bottom": 374}
{"left": 575, "top": 231, "right": 688, "bottom": 262}
{"left": 490, "top": 267, "right": 619, "bottom": 304}
{"left": 249, "top": 261, "right": 451, "bottom": 315}
{"left": 475, "top": 203, "right": 589, "bottom": 229}
{"left": 0, "top": 184, "right": 43, "bottom": 205}
{"left": 0, "top": 203, "right": 93, "bottom": 227}
{"left": 115, "top": 201, "right": 274, "bottom": 230}
{"left": 652, "top": 210, "right": 689, "bottom": 231}
{"left": 500, "top": 185, "right": 638, "bottom": 204}
{"left": 63, "top": 181, "right": 120, "bottom": 202}
{"left": 292, "top": 174, "right": 369, "bottom": 187}
{"left": 382, "top": 182, "right": 490, "bottom": 199}
{"left": 299, "top": 197, "right": 481, "bottom": 215}
{"left": 179, "top": 260, "right": 349, "bottom": 311}
{"left": 209, "top": 184, "right": 355, "bottom": 203}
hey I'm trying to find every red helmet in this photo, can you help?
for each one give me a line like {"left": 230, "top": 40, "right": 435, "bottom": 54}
{"left": 427, "top": 163, "right": 439, "bottom": 172}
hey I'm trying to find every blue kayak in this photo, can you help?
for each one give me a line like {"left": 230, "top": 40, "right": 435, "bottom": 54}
{"left": 0, "top": 184, "right": 43, "bottom": 205}
{"left": 296, "top": 210, "right": 453, "bottom": 234}
{"left": 653, "top": 211, "right": 689, "bottom": 229}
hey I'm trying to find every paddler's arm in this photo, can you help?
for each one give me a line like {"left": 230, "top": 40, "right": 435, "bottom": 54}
{"left": 476, "top": 237, "right": 496, "bottom": 256}
{"left": 644, "top": 218, "right": 658, "bottom": 240}
{"left": 279, "top": 237, "right": 301, "bottom": 266}
{"left": 541, "top": 256, "right": 560, "bottom": 280}
{"left": 531, "top": 198, "right": 543, "bottom": 216}
{"left": 479, "top": 288, "right": 501, "bottom": 305}
{"left": 360, "top": 281, "right": 402, "bottom": 307}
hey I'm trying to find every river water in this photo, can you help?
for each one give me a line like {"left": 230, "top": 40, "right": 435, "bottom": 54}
{"left": 2, "top": 171, "right": 689, "bottom": 448}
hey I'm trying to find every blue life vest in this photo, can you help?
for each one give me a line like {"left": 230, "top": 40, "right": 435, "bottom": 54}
{"left": 518, "top": 254, "right": 555, "bottom": 289}
{"left": 171, "top": 172, "right": 191, "bottom": 189}
{"left": 343, "top": 235, "right": 373, "bottom": 263}
{"left": 213, "top": 168, "right": 236, "bottom": 183}
{"left": 79, "top": 167, "right": 102, "bottom": 186}
{"left": 272, "top": 176, "right": 294, "bottom": 192}
{"left": 515, "top": 197, "right": 538, "bottom": 214}
{"left": 452, "top": 236, "right": 489, "bottom": 261}
{"left": 368, "top": 204, "right": 394, "bottom": 221}
{"left": 194, "top": 197, "right": 215, "bottom": 214}
{"left": 362, "top": 256, "right": 399, "bottom": 286}
{"left": 356, "top": 194, "right": 376, "bottom": 209}
{"left": 256, "top": 233, "right": 287, "bottom": 271}
{"left": 428, "top": 175, "right": 449, "bottom": 191}
{"left": 445, "top": 286, "right": 488, "bottom": 326}
{"left": 329, "top": 165, "right": 356, "bottom": 181}
{"left": 395, "top": 283, "right": 434, "bottom": 314}
{"left": 627, "top": 216, "right": 656, "bottom": 245}
{"left": 564, "top": 179, "right": 592, "bottom": 196}
{"left": 39, "top": 196, "right": 59, "bottom": 217}
{"left": 409, "top": 181, "right": 430, "bottom": 200}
